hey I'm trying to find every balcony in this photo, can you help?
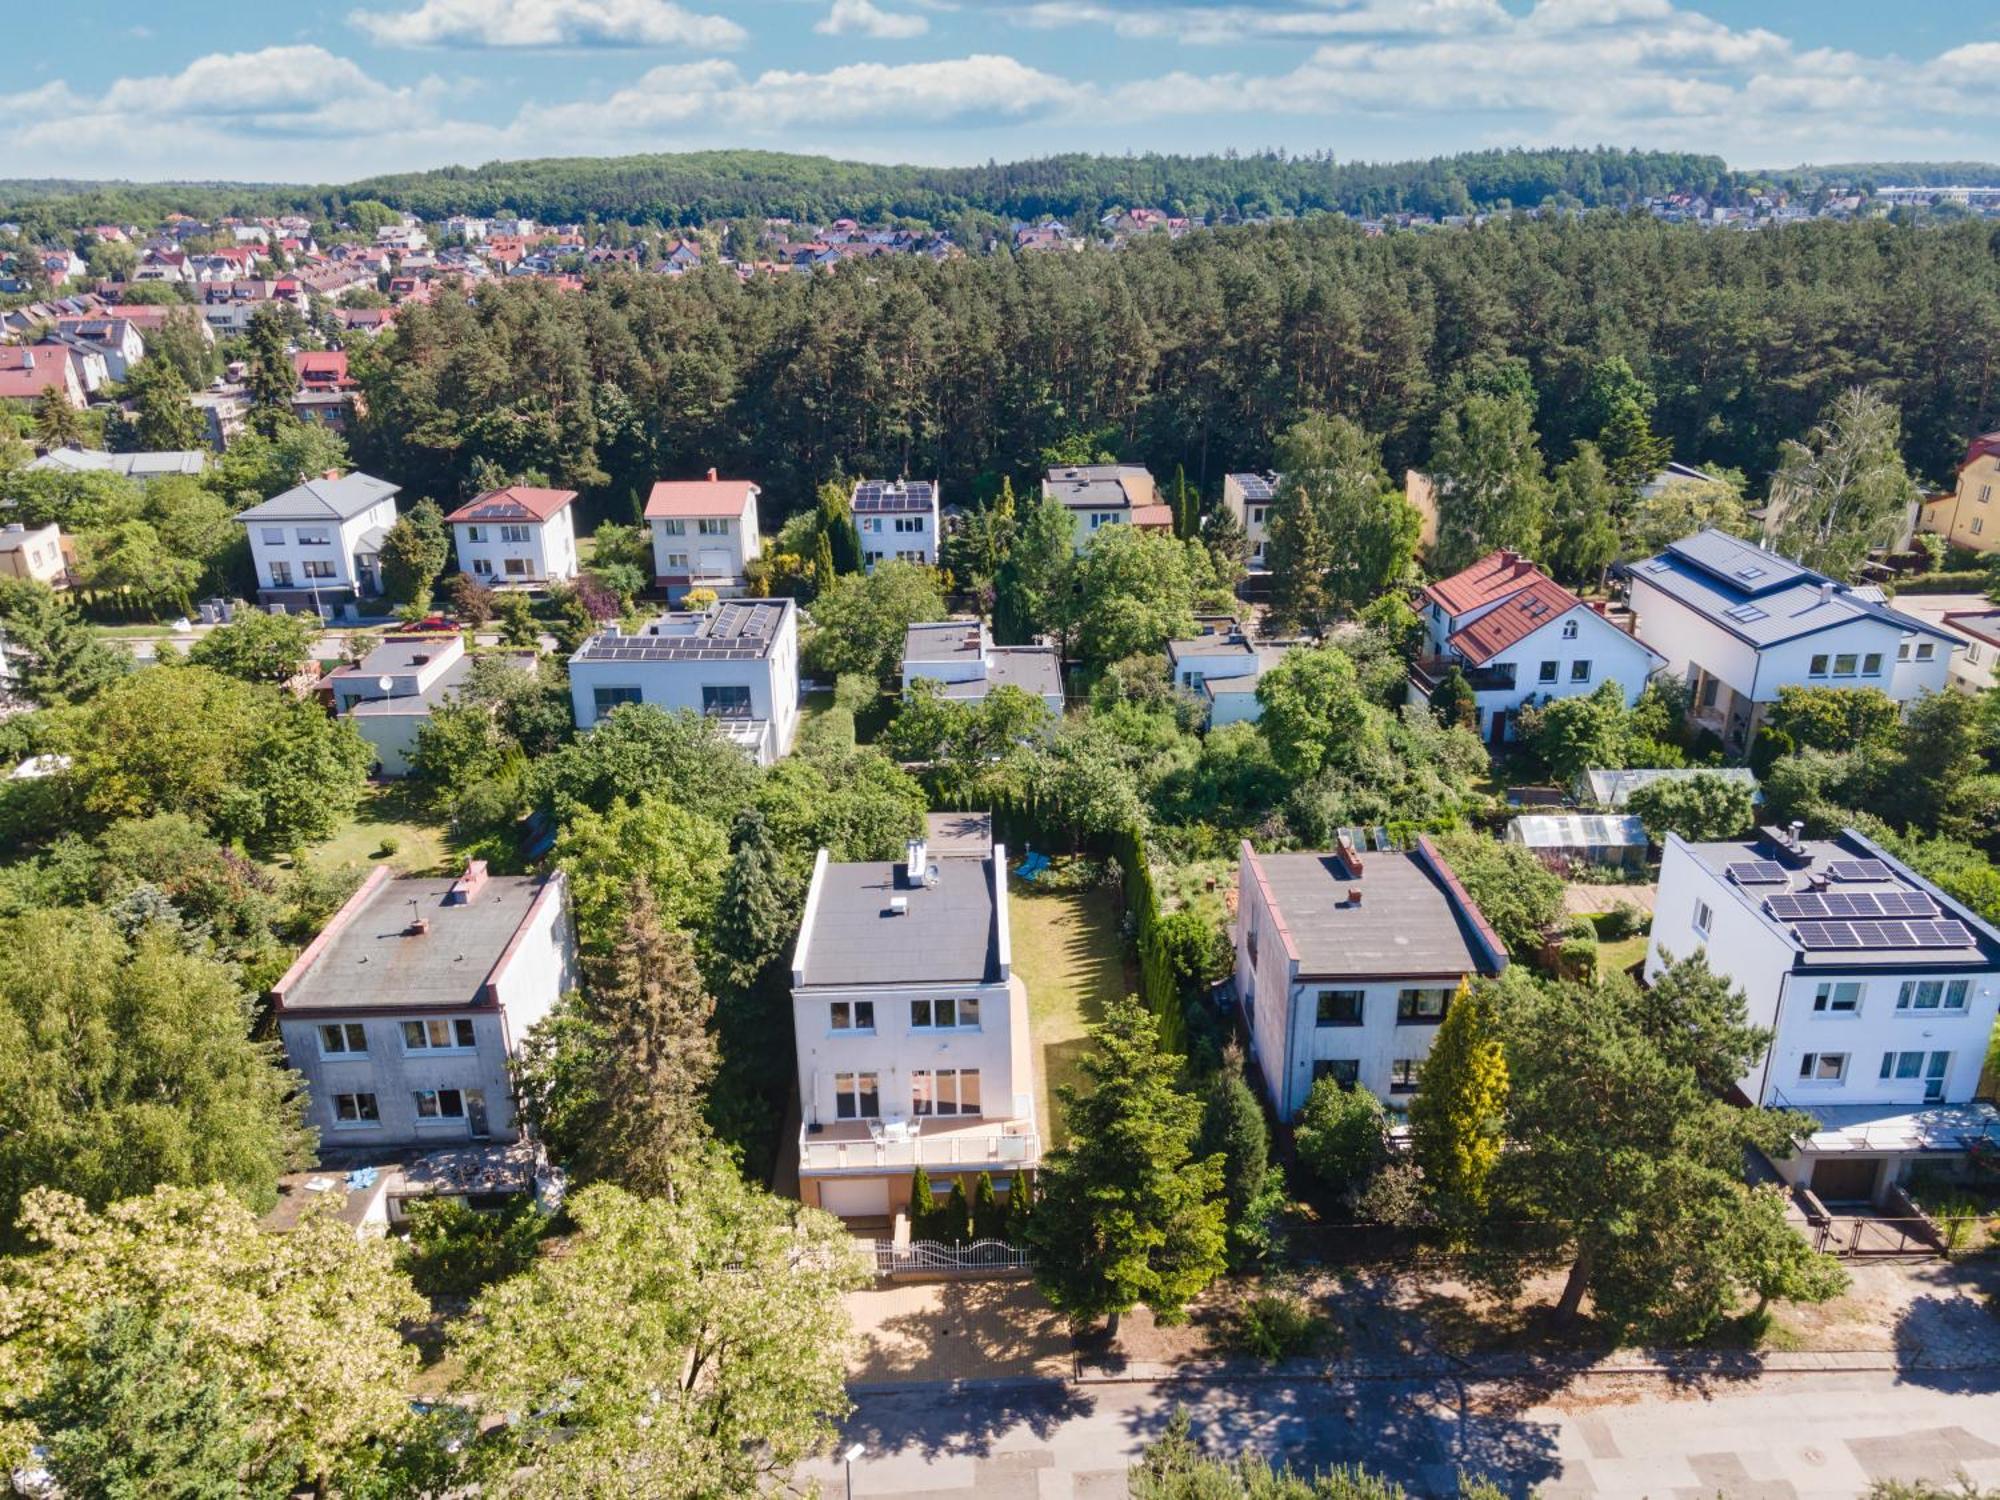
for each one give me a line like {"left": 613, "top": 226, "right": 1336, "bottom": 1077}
{"left": 1411, "top": 656, "right": 1517, "bottom": 695}
{"left": 799, "top": 1115, "right": 1041, "bottom": 1176}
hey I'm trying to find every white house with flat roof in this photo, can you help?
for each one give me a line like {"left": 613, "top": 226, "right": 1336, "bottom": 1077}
{"left": 1647, "top": 825, "right": 2000, "bottom": 1204}
{"left": 445, "top": 486, "right": 579, "bottom": 587}
{"left": 901, "top": 618, "right": 1064, "bottom": 714}
{"left": 1167, "top": 631, "right": 1295, "bottom": 727}
{"left": 1042, "top": 463, "right": 1169, "bottom": 552}
{"left": 852, "top": 479, "right": 940, "bottom": 570}
{"left": 1622, "top": 529, "right": 1956, "bottom": 753}
{"left": 789, "top": 830, "right": 1038, "bottom": 1222}
{"left": 272, "top": 862, "right": 576, "bottom": 1149}
{"left": 1222, "top": 471, "right": 1278, "bottom": 569}
{"left": 324, "top": 633, "right": 537, "bottom": 777}
{"left": 1233, "top": 835, "right": 1509, "bottom": 1120}
{"left": 236, "top": 470, "right": 400, "bottom": 612}
{"left": 568, "top": 598, "right": 800, "bottom": 765}
{"left": 644, "top": 471, "right": 761, "bottom": 602}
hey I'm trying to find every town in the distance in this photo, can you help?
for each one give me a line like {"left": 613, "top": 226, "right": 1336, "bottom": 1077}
{"left": 3, "top": 145, "right": 2000, "bottom": 1500}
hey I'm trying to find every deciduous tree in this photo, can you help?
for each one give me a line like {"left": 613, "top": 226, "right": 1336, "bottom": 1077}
{"left": 1771, "top": 387, "right": 1920, "bottom": 581}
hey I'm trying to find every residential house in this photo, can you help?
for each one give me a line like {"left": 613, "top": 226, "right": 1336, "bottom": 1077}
{"left": 272, "top": 861, "right": 576, "bottom": 1150}
{"left": 643, "top": 470, "right": 762, "bottom": 601}
{"left": 1397, "top": 471, "right": 1445, "bottom": 554}
{"left": 1918, "top": 432, "right": 2000, "bottom": 554}
{"left": 660, "top": 240, "right": 702, "bottom": 272}
{"left": 52, "top": 317, "right": 145, "bottom": 381}
{"left": 851, "top": 478, "right": 940, "bottom": 570}
{"left": 293, "top": 349, "right": 355, "bottom": 391}
{"left": 235, "top": 470, "right": 401, "bottom": 612}
{"left": 1621, "top": 529, "right": 1956, "bottom": 752}
{"left": 1222, "top": 471, "right": 1278, "bottom": 568}
{"left": 191, "top": 388, "right": 250, "bottom": 450}
{"left": 1408, "top": 550, "right": 1664, "bottom": 745}
{"left": 444, "top": 216, "right": 490, "bottom": 242}
{"left": 0, "top": 523, "right": 67, "bottom": 587}
{"left": 26, "top": 447, "right": 207, "bottom": 480}
{"left": 0, "top": 346, "right": 86, "bottom": 408}
{"left": 446, "top": 486, "right": 580, "bottom": 587}
{"left": 789, "top": 826, "right": 1039, "bottom": 1220}
{"left": 1041, "top": 463, "right": 1169, "bottom": 551}
{"left": 327, "top": 633, "right": 537, "bottom": 776}
{"left": 901, "top": 619, "right": 1065, "bottom": 714}
{"left": 1166, "top": 631, "right": 1291, "bottom": 727}
{"left": 1233, "top": 835, "right": 1509, "bottom": 1120}
{"left": 568, "top": 598, "right": 800, "bottom": 765}
{"left": 1646, "top": 826, "right": 2000, "bottom": 1203}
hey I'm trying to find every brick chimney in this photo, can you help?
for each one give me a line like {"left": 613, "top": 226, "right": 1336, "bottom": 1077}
{"left": 1336, "top": 833, "right": 1364, "bottom": 878}
{"left": 706, "top": 466, "right": 718, "bottom": 481}
{"left": 446, "top": 859, "right": 489, "bottom": 905}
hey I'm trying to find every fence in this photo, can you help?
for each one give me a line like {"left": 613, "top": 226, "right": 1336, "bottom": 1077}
{"left": 867, "top": 1237, "right": 1032, "bottom": 1276}
{"left": 1805, "top": 1216, "right": 1944, "bottom": 1257}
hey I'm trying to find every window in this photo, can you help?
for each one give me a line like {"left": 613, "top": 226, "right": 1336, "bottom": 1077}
{"left": 268, "top": 561, "right": 293, "bottom": 586}
{"left": 697, "top": 518, "right": 729, "bottom": 536}
{"left": 1561, "top": 619, "right": 1579, "bottom": 640}
{"left": 261, "top": 527, "right": 284, "bottom": 545}
{"left": 832, "top": 1072, "right": 880, "bottom": 1120}
{"left": 402, "top": 1017, "right": 477, "bottom": 1051}
{"left": 1982, "top": 484, "right": 1993, "bottom": 504}
{"left": 1862, "top": 652, "right": 1883, "bottom": 677}
{"left": 413, "top": 1088, "right": 467, "bottom": 1119}
{"left": 1389, "top": 1058, "right": 1421, "bottom": 1094}
{"left": 1538, "top": 660, "right": 1559, "bottom": 684}
{"left": 1969, "top": 644, "right": 1985, "bottom": 666}
{"left": 1569, "top": 660, "right": 1592, "bottom": 683}
{"left": 1881, "top": 1050, "right": 1925, "bottom": 1080}
{"left": 1250, "top": 506, "right": 1266, "bottom": 524}
{"left": 660, "top": 518, "right": 687, "bottom": 535}
{"left": 318, "top": 1022, "right": 368, "bottom": 1056}
{"left": 1809, "top": 654, "right": 1829, "bottom": 678}
{"left": 664, "top": 551, "right": 689, "bottom": 570}
{"left": 860, "top": 516, "right": 881, "bottom": 533}
{"left": 1798, "top": 1052, "right": 1847, "bottom": 1083}
{"left": 302, "top": 559, "right": 335, "bottom": 580}
{"left": 1693, "top": 900, "right": 1713, "bottom": 937}
{"left": 295, "top": 528, "right": 330, "bottom": 546}
{"left": 1312, "top": 1059, "right": 1360, "bottom": 1088}
{"left": 830, "top": 1000, "right": 874, "bottom": 1032}
{"left": 702, "top": 684, "right": 752, "bottom": 719}
{"left": 1925, "top": 1050, "right": 1951, "bottom": 1103}
{"left": 895, "top": 550, "right": 925, "bottom": 563}
{"left": 472, "top": 557, "right": 493, "bottom": 576}
{"left": 500, "top": 524, "right": 530, "bottom": 543}
{"left": 332, "top": 1092, "right": 379, "bottom": 1125}
{"left": 592, "top": 686, "right": 642, "bottom": 716}
{"left": 1897, "top": 979, "right": 1969, "bottom": 1012}
{"left": 503, "top": 557, "right": 528, "bottom": 576}
{"left": 464, "top": 525, "right": 484, "bottom": 542}
{"left": 1897, "top": 642, "right": 1910, "bottom": 662}
{"left": 1813, "top": 981, "right": 1862, "bottom": 1015}
{"left": 1975, "top": 518, "right": 1986, "bottom": 537}
{"left": 1915, "top": 642, "right": 1936, "bottom": 662}
{"left": 911, "top": 1068, "right": 982, "bottom": 1116}
{"left": 893, "top": 516, "right": 924, "bottom": 534}
{"left": 1832, "top": 654, "right": 1858, "bottom": 678}
{"left": 910, "top": 997, "right": 980, "bottom": 1030}
{"left": 1315, "top": 990, "right": 1364, "bottom": 1027}
{"left": 1397, "top": 988, "right": 1452, "bottom": 1023}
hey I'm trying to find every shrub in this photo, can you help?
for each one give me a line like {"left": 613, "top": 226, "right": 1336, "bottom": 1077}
{"left": 833, "top": 672, "right": 876, "bottom": 714}
{"left": 1292, "top": 1077, "right": 1388, "bottom": 1196}
{"left": 972, "top": 1171, "right": 1006, "bottom": 1240}
{"left": 1353, "top": 1159, "right": 1429, "bottom": 1227}
{"left": 941, "top": 1181, "right": 972, "bottom": 1243}
{"left": 374, "top": 835, "right": 400, "bottom": 859}
{"left": 1230, "top": 1286, "right": 1327, "bottom": 1360}
{"left": 682, "top": 586, "right": 720, "bottom": 612}
{"left": 399, "top": 1197, "right": 546, "bottom": 1299}
{"left": 1555, "top": 933, "right": 1599, "bottom": 980}
{"left": 1597, "top": 899, "right": 1649, "bottom": 942}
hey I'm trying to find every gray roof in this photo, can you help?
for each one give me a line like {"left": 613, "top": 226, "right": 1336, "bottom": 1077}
{"left": 1044, "top": 464, "right": 1150, "bottom": 510}
{"left": 796, "top": 854, "right": 1000, "bottom": 988}
{"left": 925, "top": 811, "right": 993, "bottom": 859}
{"left": 1625, "top": 529, "right": 1954, "bottom": 648}
{"left": 279, "top": 872, "right": 554, "bottom": 1011}
{"left": 28, "top": 446, "right": 208, "bottom": 478}
{"left": 573, "top": 599, "right": 794, "bottom": 664}
{"left": 906, "top": 618, "right": 988, "bottom": 663}
{"left": 1250, "top": 845, "right": 1504, "bottom": 980}
{"left": 236, "top": 471, "right": 399, "bottom": 523}
{"left": 1168, "top": 634, "right": 1260, "bottom": 663}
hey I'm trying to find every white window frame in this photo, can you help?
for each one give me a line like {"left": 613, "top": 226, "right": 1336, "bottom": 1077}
{"left": 1897, "top": 979, "right": 1969, "bottom": 1012}
{"left": 1812, "top": 981, "right": 1863, "bottom": 1015}
{"left": 1693, "top": 899, "right": 1713, "bottom": 937}
{"left": 1798, "top": 1051, "right": 1848, "bottom": 1083}
{"left": 660, "top": 518, "right": 687, "bottom": 536}
{"left": 697, "top": 517, "right": 729, "bottom": 536}
{"left": 1561, "top": 619, "right": 1579, "bottom": 640}
{"left": 413, "top": 1087, "right": 467, "bottom": 1120}
{"left": 499, "top": 523, "right": 531, "bottom": 543}
{"left": 1569, "top": 659, "right": 1592, "bottom": 683}
{"left": 830, "top": 1000, "right": 875, "bottom": 1033}
{"left": 332, "top": 1092, "right": 380, "bottom": 1127}
{"left": 402, "top": 1016, "right": 478, "bottom": 1053}
{"left": 911, "top": 1068, "right": 983, "bottom": 1117}
{"left": 318, "top": 1021, "right": 369, "bottom": 1057}
{"left": 832, "top": 1071, "right": 880, "bottom": 1120}
{"left": 1537, "top": 660, "right": 1559, "bottom": 683}
{"left": 910, "top": 997, "right": 981, "bottom": 1031}
{"left": 1389, "top": 1058, "right": 1421, "bottom": 1095}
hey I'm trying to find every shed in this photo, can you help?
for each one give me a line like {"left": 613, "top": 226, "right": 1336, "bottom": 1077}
{"left": 1505, "top": 813, "right": 1649, "bottom": 872}
{"left": 1575, "top": 766, "right": 1761, "bottom": 810}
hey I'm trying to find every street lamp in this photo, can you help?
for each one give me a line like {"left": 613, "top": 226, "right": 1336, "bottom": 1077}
{"left": 843, "top": 1442, "right": 866, "bottom": 1500}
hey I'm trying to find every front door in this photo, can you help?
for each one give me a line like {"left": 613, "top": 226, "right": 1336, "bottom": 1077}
{"left": 465, "top": 1089, "right": 490, "bottom": 1139}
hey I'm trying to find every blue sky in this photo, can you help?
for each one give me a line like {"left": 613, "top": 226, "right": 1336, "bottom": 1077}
{"left": 5, "top": 0, "right": 1999, "bottom": 183}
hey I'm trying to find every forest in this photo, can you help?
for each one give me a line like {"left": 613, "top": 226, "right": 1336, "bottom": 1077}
{"left": 339, "top": 211, "right": 2000, "bottom": 529}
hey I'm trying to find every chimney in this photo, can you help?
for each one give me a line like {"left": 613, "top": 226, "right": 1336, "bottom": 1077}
{"left": 1819, "top": 581, "right": 1834, "bottom": 603}
{"left": 1790, "top": 820, "right": 1805, "bottom": 845}
{"left": 322, "top": 468, "right": 341, "bottom": 481}
{"left": 706, "top": 466, "right": 718, "bottom": 482}
{"left": 1348, "top": 887, "right": 1364, "bottom": 906}
{"left": 904, "top": 837, "right": 928, "bottom": 887}
{"left": 407, "top": 915, "right": 431, "bottom": 936}
{"left": 1336, "top": 832, "right": 1364, "bottom": 878}
{"left": 446, "top": 860, "right": 489, "bottom": 906}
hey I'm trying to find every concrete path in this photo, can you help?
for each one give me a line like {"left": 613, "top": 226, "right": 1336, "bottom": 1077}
{"left": 807, "top": 1368, "right": 2000, "bottom": 1498}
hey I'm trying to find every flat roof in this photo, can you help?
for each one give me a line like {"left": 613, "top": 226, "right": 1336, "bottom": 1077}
{"left": 573, "top": 599, "right": 793, "bottom": 664}
{"left": 796, "top": 854, "right": 999, "bottom": 988}
{"left": 277, "top": 869, "right": 553, "bottom": 1011}
{"left": 1580, "top": 766, "right": 1761, "bottom": 807}
{"left": 1249, "top": 844, "right": 1504, "bottom": 980}
{"left": 906, "top": 618, "right": 987, "bottom": 663}
{"left": 27, "top": 446, "right": 207, "bottom": 477}
{"left": 852, "top": 479, "right": 937, "bottom": 514}
{"left": 926, "top": 811, "right": 993, "bottom": 859}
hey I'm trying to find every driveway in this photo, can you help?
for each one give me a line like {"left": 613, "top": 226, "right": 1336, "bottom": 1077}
{"left": 810, "top": 1368, "right": 2000, "bottom": 1498}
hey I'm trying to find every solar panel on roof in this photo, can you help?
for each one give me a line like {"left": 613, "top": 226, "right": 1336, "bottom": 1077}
{"left": 1767, "top": 893, "right": 1828, "bottom": 920}
{"left": 1827, "top": 859, "right": 1892, "bottom": 883}
{"left": 1875, "top": 890, "right": 1939, "bottom": 918}
{"left": 1913, "top": 919, "right": 1976, "bottom": 948}
{"left": 1822, "top": 891, "right": 1882, "bottom": 919}
{"left": 1795, "top": 921, "right": 1861, "bottom": 949}
{"left": 1728, "top": 860, "right": 1788, "bottom": 885}
{"left": 1849, "top": 919, "right": 1913, "bottom": 948}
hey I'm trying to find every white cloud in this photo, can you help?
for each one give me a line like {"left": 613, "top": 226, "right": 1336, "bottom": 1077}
{"left": 815, "top": 0, "right": 931, "bottom": 39}
{"left": 350, "top": 0, "right": 746, "bottom": 49}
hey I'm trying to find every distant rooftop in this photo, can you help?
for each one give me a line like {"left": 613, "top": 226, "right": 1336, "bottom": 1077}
{"left": 644, "top": 472, "right": 759, "bottom": 519}
{"left": 1579, "top": 766, "right": 1760, "bottom": 808}
{"left": 28, "top": 446, "right": 207, "bottom": 478}
{"left": 1044, "top": 463, "right": 1152, "bottom": 510}
{"left": 572, "top": 598, "right": 794, "bottom": 665}
{"left": 1227, "top": 471, "right": 1279, "bottom": 501}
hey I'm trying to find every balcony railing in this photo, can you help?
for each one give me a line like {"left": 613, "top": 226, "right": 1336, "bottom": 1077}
{"left": 799, "top": 1124, "right": 1040, "bottom": 1174}
{"left": 1412, "top": 656, "right": 1517, "bottom": 694}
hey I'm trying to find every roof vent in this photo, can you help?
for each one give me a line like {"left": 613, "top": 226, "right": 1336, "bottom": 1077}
{"left": 1348, "top": 887, "right": 1363, "bottom": 906}
{"left": 406, "top": 915, "right": 431, "bottom": 937}
{"left": 1819, "top": 581, "right": 1835, "bottom": 603}
{"left": 888, "top": 896, "right": 909, "bottom": 916}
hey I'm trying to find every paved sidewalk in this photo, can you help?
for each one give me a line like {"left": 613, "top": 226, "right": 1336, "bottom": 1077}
{"left": 848, "top": 1280, "right": 1073, "bottom": 1386}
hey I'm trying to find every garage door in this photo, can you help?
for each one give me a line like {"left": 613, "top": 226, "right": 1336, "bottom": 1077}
{"left": 1810, "top": 1156, "right": 1882, "bottom": 1203}
{"left": 697, "top": 547, "right": 732, "bottom": 577}
{"left": 817, "top": 1178, "right": 891, "bottom": 1218}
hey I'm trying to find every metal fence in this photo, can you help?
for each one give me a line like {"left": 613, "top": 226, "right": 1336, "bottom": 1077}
{"left": 868, "top": 1238, "right": 1030, "bottom": 1275}
{"left": 1806, "top": 1216, "right": 1944, "bottom": 1257}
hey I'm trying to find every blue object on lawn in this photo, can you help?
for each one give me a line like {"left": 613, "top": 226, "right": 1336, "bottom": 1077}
{"left": 1014, "top": 852, "right": 1051, "bottom": 881}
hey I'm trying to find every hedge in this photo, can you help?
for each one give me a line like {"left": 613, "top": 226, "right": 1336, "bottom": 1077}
{"left": 1883, "top": 570, "right": 1990, "bottom": 595}
{"left": 1114, "top": 821, "right": 1187, "bottom": 1055}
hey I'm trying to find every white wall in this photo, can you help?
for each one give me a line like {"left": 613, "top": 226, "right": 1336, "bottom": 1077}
{"left": 649, "top": 495, "right": 761, "bottom": 596}
{"left": 793, "top": 977, "right": 1025, "bottom": 1128}
{"left": 1477, "top": 606, "right": 1658, "bottom": 720}
{"left": 856, "top": 502, "right": 939, "bottom": 570}
{"left": 568, "top": 610, "right": 799, "bottom": 765}
{"left": 492, "top": 876, "right": 576, "bottom": 1048}
{"left": 1233, "top": 847, "right": 1299, "bottom": 1115}
{"left": 454, "top": 509, "right": 577, "bottom": 584}
{"left": 1222, "top": 476, "right": 1273, "bottom": 565}
{"left": 1207, "top": 683, "right": 1263, "bottom": 728}
{"left": 247, "top": 497, "right": 396, "bottom": 595}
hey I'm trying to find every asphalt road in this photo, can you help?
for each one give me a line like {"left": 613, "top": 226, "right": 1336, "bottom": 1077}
{"left": 804, "top": 1370, "right": 2000, "bottom": 1499}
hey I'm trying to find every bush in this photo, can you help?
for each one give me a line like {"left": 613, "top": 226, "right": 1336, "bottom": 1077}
{"left": 399, "top": 1197, "right": 547, "bottom": 1299}
{"left": 833, "top": 672, "right": 876, "bottom": 714}
{"left": 1229, "top": 1286, "right": 1327, "bottom": 1361}
{"left": 1353, "top": 1159, "right": 1429, "bottom": 1227}
{"left": 1555, "top": 933, "right": 1599, "bottom": 980}
{"left": 972, "top": 1171, "right": 1006, "bottom": 1241}
{"left": 1597, "top": 898, "right": 1649, "bottom": 942}
{"left": 1292, "top": 1077, "right": 1388, "bottom": 1196}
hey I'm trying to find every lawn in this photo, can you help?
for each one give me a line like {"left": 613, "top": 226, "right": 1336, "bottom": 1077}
{"left": 1007, "top": 875, "right": 1129, "bottom": 1147}
{"left": 274, "top": 782, "right": 453, "bottom": 878}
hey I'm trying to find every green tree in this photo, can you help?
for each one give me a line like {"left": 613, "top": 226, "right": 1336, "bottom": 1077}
{"left": 554, "top": 792, "right": 730, "bottom": 951}
{"left": 1271, "top": 413, "right": 1419, "bottom": 622}
{"left": 1409, "top": 979, "right": 1509, "bottom": 1216}
{"left": 34, "top": 385, "right": 84, "bottom": 450}
{"left": 0, "top": 909, "right": 313, "bottom": 1237}
{"left": 1292, "top": 1076, "right": 1388, "bottom": 1197}
{"left": 1428, "top": 664, "right": 1477, "bottom": 730}
{"left": 816, "top": 476, "right": 863, "bottom": 575}
{"left": 529, "top": 703, "right": 759, "bottom": 820}
{"left": 1068, "top": 525, "right": 1199, "bottom": 667}
{"left": 1196, "top": 1047, "right": 1273, "bottom": 1267}
{"left": 803, "top": 559, "right": 948, "bottom": 684}
{"left": 1770, "top": 387, "right": 1921, "bottom": 581}
{"left": 184, "top": 609, "right": 320, "bottom": 683}
{"left": 377, "top": 498, "right": 450, "bottom": 607}
{"left": 1254, "top": 645, "right": 1374, "bottom": 782}
{"left": 122, "top": 355, "right": 207, "bottom": 451}
{"left": 1023, "top": 997, "right": 1227, "bottom": 1330}
{"left": 973, "top": 1171, "right": 1006, "bottom": 1240}
{"left": 1545, "top": 442, "right": 1621, "bottom": 585}
{"left": 710, "top": 806, "right": 798, "bottom": 993}
{"left": 454, "top": 1165, "right": 866, "bottom": 1497}
{"left": 1764, "top": 685, "right": 1901, "bottom": 753}
{"left": 993, "top": 494, "right": 1075, "bottom": 645}
{"left": 1428, "top": 385, "right": 1549, "bottom": 574}
{"left": 1521, "top": 678, "right": 1643, "bottom": 782}
{"left": 1581, "top": 356, "right": 1673, "bottom": 492}
{"left": 1264, "top": 463, "right": 1336, "bottom": 634}
{"left": 0, "top": 579, "right": 126, "bottom": 703}
{"left": 1431, "top": 830, "right": 1564, "bottom": 958}
{"left": 1627, "top": 772, "right": 1757, "bottom": 842}
{"left": 242, "top": 304, "right": 300, "bottom": 435}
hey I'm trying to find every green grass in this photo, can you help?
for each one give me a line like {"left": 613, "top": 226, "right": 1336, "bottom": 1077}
{"left": 1007, "top": 878, "right": 1127, "bottom": 1147}
{"left": 1596, "top": 934, "right": 1650, "bottom": 977}
{"left": 1154, "top": 855, "right": 1234, "bottom": 927}
{"left": 273, "top": 782, "right": 453, "bottom": 878}
{"left": 89, "top": 620, "right": 190, "bottom": 639}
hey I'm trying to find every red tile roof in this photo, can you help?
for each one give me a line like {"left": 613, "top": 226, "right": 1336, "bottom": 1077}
{"left": 1963, "top": 432, "right": 2000, "bottom": 471}
{"left": 1129, "top": 503, "right": 1176, "bottom": 529}
{"left": 445, "top": 486, "right": 579, "bottom": 524}
{"left": 644, "top": 472, "right": 758, "bottom": 519}
{"left": 1447, "top": 573, "right": 1583, "bottom": 664}
{"left": 1419, "top": 549, "right": 1550, "bottom": 617}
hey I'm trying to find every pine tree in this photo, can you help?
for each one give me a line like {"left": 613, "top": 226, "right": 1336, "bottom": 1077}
{"left": 1408, "top": 979, "right": 1509, "bottom": 1219}
{"left": 812, "top": 530, "right": 837, "bottom": 596}
{"left": 583, "top": 877, "right": 720, "bottom": 1197}
{"left": 711, "top": 809, "right": 793, "bottom": 994}
{"left": 942, "top": 1181, "right": 971, "bottom": 1244}
{"left": 908, "top": 1168, "right": 938, "bottom": 1238}
{"left": 1264, "top": 479, "right": 1334, "bottom": 634}
{"left": 816, "top": 478, "right": 862, "bottom": 575}
{"left": 1009, "top": 1169, "right": 1034, "bottom": 1230}
{"left": 1171, "top": 465, "right": 1194, "bottom": 539}
{"left": 1023, "top": 998, "right": 1226, "bottom": 1331}
{"left": 243, "top": 304, "right": 300, "bottom": 436}
{"left": 972, "top": 1171, "right": 1004, "bottom": 1240}
{"left": 34, "top": 386, "right": 83, "bottom": 450}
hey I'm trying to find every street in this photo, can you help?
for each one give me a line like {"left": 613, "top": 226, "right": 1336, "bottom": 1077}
{"left": 806, "top": 1370, "right": 2000, "bottom": 1499}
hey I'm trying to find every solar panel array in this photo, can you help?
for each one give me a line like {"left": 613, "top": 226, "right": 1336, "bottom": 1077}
{"left": 1727, "top": 860, "right": 1789, "bottom": 885}
{"left": 852, "top": 480, "right": 937, "bottom": 514}
{"left": 576, "top": 601, "right": 783, "bottom": 661}
{"left": 1827, "top": 859, "right": 1894, "bottom": 883}
{"left": 1767, "top": 890, "right": 1940, "bottom": 921}
{"left": 1793, "top": 918, "right": 1975, "bottom": 950}
{"left": 1231, "top": 473, "right": 1277, "bottom": 501}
